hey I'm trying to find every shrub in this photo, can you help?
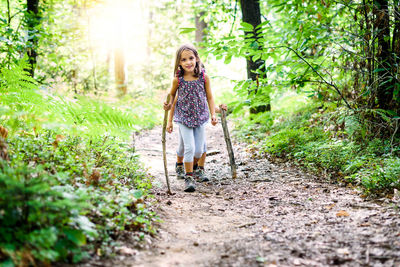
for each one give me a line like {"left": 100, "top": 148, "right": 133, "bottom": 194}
{"left": 352, "top": 158, "right": 400, "bottom": 195}
{"left": 0, "top": 161, "right": 96, "bottom": 265}
{"left": 1, "top": 130, "right": 156, "bottom": 266}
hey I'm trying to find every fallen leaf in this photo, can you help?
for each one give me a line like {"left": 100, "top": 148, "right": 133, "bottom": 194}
{"left": 336, "top": 210, "right": 350, "bottom": 217}
{"left": 52, "top": 134, "right": 65, "bottom": 149}
{"left": 0, "top": 126, "right": 8, "bottom": 139}
{"left": 325, "top": 203, "right": 335, "bottom": 210}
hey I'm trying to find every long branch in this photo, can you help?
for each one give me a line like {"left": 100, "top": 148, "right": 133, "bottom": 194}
{"left": 272, "top": 45, "right": 353, "bottom": 110}
{"left": 7, "top": 0, "right": 11, "bottom": 25}
{"left": 229, "top": 0, "right": 238, "bottom": 36}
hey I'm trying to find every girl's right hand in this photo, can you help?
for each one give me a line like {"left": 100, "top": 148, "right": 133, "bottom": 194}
{"left": 164, "top": 102, "right": 172, "bottom": 111}
{"left": 166, "top": 121, "right": 173, "bottom": 133}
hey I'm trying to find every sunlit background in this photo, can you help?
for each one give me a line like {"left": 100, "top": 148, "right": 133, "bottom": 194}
{"left": 88, "top": 0, "right": 149, "bottom": 65}
{"left": 82, "top": 0, "right": 246, "bottom": 99}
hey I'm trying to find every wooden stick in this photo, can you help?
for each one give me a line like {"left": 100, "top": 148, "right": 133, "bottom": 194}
{"left": 220, "top": 109, "right": 237, "bottom": 179}
{"left": 162, "top": 94, "right": 172, "bottom": 194}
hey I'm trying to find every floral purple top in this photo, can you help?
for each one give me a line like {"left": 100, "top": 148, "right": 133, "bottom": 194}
{"left": 174, "top": 70, "right": 209, "bottom": 128}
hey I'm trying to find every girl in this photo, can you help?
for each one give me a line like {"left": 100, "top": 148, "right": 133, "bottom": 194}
{"left": 165, "top": 44, "right": 217, "bottom": 192}
{"left": 167, "top": 101, "right": 227, "bottom": 182}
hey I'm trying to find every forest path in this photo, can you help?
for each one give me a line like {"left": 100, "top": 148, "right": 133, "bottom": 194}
{"left": 115, "top": 122, "right": 398, "bottom": 266}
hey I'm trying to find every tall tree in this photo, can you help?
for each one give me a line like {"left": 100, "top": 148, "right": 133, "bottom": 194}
{"left": 25, "top": 0, "right": 40, "bottom": 77}
{"left": 374, "top": 0, "right": 393, "bottom": 110}
{"left": 114, "top": 47, "right": 127, "bottom": 95}
{"left": 195, "top": 11, "right": 207, "bottom": 44}
{"left": 240, "top": 0, "right": 270, "bottom": 113}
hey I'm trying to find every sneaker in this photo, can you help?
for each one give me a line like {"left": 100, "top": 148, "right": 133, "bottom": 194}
{"left": 175, "top": 164, "right": 185, "bottom": 179}
{"left": 184, "top": 175, "right": 196, "bottom": 192}
{"left": 195, "top": 168, "right": 209, "bottom": 182}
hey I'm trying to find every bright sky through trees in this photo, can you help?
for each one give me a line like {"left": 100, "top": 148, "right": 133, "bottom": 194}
{"left": 87, "top": 0, "right": 149, "bottom": 65}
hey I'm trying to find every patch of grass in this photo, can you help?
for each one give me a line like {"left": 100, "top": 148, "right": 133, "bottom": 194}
{"left": 235, "top": 92, "right": 400, "bottom": 197}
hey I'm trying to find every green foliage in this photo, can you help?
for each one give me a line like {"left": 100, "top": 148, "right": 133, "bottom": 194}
{"left": 0, "top": 57, "right": 37, "bottom": 91}
{"left": 1, "top": 59, "right": 158, "bottom": 138}
{"left": 0, "top": 58, "right": 158, "bottom": 264}
{"left": 236, "top": 93, "right": 400, "bottom": 196}
{"left": 0, "top": 160, "right": 95, "bottom": 265}
{"left": 351, "top": 158, "right": 400, "bottom": 195}
{"left": 1, "top": 128, "right": 156, "bottom": 266}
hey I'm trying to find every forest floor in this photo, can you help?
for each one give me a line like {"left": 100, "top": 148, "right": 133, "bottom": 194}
{"left": 87, "top": 121, "right": 400, "bottom": 267}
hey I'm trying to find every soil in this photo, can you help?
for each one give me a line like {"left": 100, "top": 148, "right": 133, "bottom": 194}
{"left": 88, "top": 122, "right": 400, "bottom": 266}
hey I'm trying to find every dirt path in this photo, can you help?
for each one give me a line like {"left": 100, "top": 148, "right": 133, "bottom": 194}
{"left": 105, "top": 122, "right": 399, "bottom": 266}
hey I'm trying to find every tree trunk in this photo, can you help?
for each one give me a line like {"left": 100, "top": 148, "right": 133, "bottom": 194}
{"left": 26, "top": 0, "right": 40, "bottom": 77}
{"left": 114, "top": 47, "right": 127, "bottom": 95}
{"left": 195, "top": 11, "right": 207, "bottom": 44}
{"left": 240, "top": 0, "right": 270, "bottom": 113}
{"left": 374, "top": 0, "right": 393, "bottom": 109}
{"left": 392, "top": 0, "right": 400, "bottom": 112}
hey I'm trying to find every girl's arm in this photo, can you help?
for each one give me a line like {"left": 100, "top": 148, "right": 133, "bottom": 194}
{"left": 166, "top": 93, "right": 178, "bottom": 133}
{"left": 163, "top": 77, "right": 179, "bottom": 110}
{"left": 204, "top": 74, "right": 217, "bottom": 126}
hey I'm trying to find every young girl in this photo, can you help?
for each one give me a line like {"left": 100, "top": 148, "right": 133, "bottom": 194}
{"left": 165, "top": 44, "right": 217, "bottom": 192}
{"left": 168, "top": 101, "right": 227, "bottom": 182}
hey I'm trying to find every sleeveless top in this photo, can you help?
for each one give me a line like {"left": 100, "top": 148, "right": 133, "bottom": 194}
{"left": 174, "top": 70, "right": 209, "bottom": 128}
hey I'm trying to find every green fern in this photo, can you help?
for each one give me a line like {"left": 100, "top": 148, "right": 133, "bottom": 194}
{"left": 1, "top": 58, "right": 157, "bottom": 137}
{"left": 0, "top": 57, "right": 37, "bottom": 92}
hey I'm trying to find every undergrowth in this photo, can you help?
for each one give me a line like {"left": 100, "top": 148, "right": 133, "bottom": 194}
{"left": 235, "top": 96, "right": 400, "bottom": 197}
{"left": 0, "top": 130, "right": 157, "bottom": 266}
{"left": 0, "top": 59, "right": 158, "bottom": 266}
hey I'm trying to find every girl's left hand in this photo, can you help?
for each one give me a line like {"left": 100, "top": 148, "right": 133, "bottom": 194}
{"left": 166, "top": 121, "right": 173, "bottom": 133}
{"left": 211, "top": 115, "right": 218, "bottom": 126}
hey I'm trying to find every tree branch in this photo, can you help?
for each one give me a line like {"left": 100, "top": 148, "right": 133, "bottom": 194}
{"left": 7, "top": 0, "right": 11, "bottom": 25}
{"left": 229, "top": 0, "right": 238, "bottom": 36}
{"left": 273, "top": 45, "right": 353, "bottom": 110}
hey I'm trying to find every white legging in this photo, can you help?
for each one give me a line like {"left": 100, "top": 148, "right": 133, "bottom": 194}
{"left": 176, "top": 123, "right": 206, "bottom": 163}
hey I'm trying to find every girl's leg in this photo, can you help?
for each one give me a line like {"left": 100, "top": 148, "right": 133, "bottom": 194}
{"left": 177, "top": 123, "right": 195, "bottom": 167}
{"left": 197, "top": 152, "right": 206, "bottom": 166}
{"left": 177, "top": 123, "right": 196, "bottom": 192}
{"left": 193, "top": 124, "right": 206, "bottom": 159}
{"left": 176, "top": 131, "right": 184, "bottom": 163}
{"left": 175, "top": 130, "right": 185, "bottom": 179}
{"left": 194, "top": 140, "right": 207, "bottom": 167}
{"left": 195, "top": 125, "right": 209, "bottom": 182}
{"left": 193, "top": 127, "right": 207, "bottom": 166}
{"left": 193, "top": 126, "right": 209, "bottom": 182}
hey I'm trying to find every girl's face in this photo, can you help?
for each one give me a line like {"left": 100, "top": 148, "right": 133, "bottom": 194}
{"left": 179, "top": 50, "right": 198, "bottom": 74}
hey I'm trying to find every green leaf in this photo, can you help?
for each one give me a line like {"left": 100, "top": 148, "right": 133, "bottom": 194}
{"left": 179, "top": 27, "right": 196, "bottom": 34}
{"left": 256, "top": 256, "right": 265, "bottom": 263}
{"left": 133, "top": 189, "right": 143, "bottom": 199}
{"left": 240, "top": 22, "right": 254, "bottom": 32}
{"left": 252, "top": 54, "right": 261, "bottom": 62}
{"left": 373, "top": 68, "right": 385, "bottom": 73}
{"left": 255, "top": 20, "right": 270, "bottom": 30}
{"left": 0, "top": 258, "right": 15, "bottom": 267}
{"left": 250, "top": 41, "right": 259, "bottom": 50}
{"left": 224, "top": 55, "right": 232, "bottom": 64}
{"left": 64, "top": 229, "right": 86, "bottom": 246}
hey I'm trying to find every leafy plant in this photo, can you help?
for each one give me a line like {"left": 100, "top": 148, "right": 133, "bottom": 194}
{"left": 0, "top": 160, "right": 96, "bottom": 265}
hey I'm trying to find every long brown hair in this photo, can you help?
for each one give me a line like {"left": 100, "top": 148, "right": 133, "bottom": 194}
{"left": 173, "top": 44, "right": 203, "bottom": 78}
